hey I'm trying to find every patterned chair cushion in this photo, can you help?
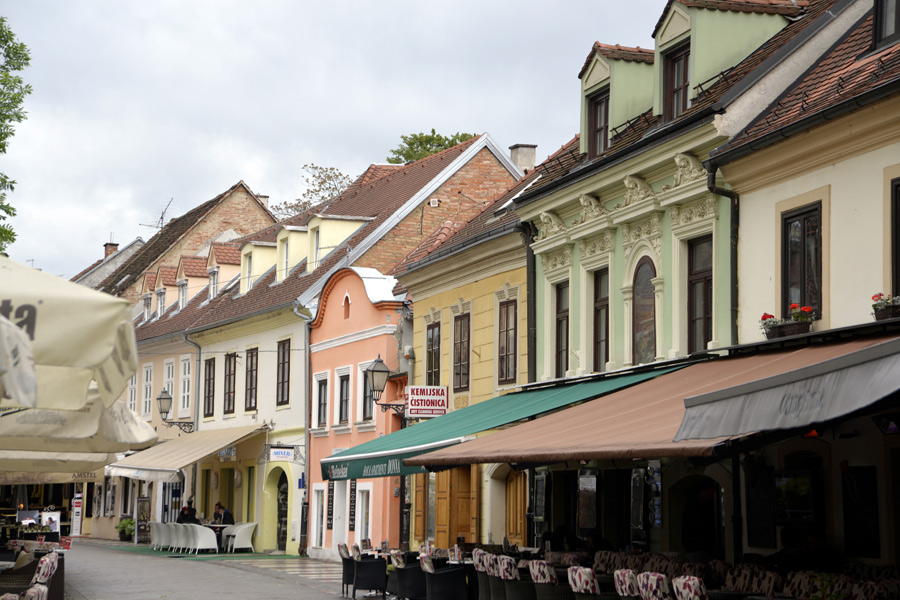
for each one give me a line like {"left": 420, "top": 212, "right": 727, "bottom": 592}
{"left": 615, "top": 569, "right": 640, "bottom": 597}
{"left": 569, "top": 566, "right": 600, "bottom": 594}
{"left": 351, "top": 544, "right": 362, "bottom": 561}
{"left": 529, "top": 560, "right": 558, "bottom": 585}
{"left": 0, "top": 594, "right": 20, "bottom": 600}
{"left": 21, "top": 585, "right": 49, "bottom": 600}
{"left": 681, "top": 563, "right": 706, "bottom": 580}
{"left": 419, "top": 555, "right": 435, "bottom": 574}
{"left": 753, "top": 571, "right": 781, "bottom": 596}
{"left": 485, "top": 554, "right": 501, "bottom": 578}
{"left": 724, "top": 566, "right": 754, "bottom": 592}
{"left": 879, "top": 578, "right": 900, "bottom": 600}
{"left": 672, "top": 576, "right": 708, "bottom": 600}
{"left": 30, "top": 554, "right": 57, "bottom": 585}
{"left": 644, "top": 555, "right": 667, "bottom": 575}
{"left": 498, "top": 555, "right": 520, "bottom": 581}
{"left": 612, "top": 553, "right": 629, "bottom": 572}
{"left": 432, "top": 547, "right": 449, "bottom": 559}
{"left": 707, "top": 560, "right": 730, "bottom": 589}
{"left": 851, "top": 581, "right": 884, "bottom": 600}
{"left": 337, "top": 543, "right": 351, "bottom": 559}
{"left": 638, "top": 571, "right": 674, "bottom": 600}
{"left": 784, "top": 571, "right": 816, "bottom": 599}
{"left": 472, "top": 548, "right": 488, "bottom": 572}
{"left": 389, "top": 549, "right": 405, "bottom": 568}
{"left": 625, "top": 555, "right": 646, "bottom": 573}
{"left": 595, "top": 550, "right": 615, "bottom": 574}
{"left": 518, "top": 559, "right": 532, "bottom": 570}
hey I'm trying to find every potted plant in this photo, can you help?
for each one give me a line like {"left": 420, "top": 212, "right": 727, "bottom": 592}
{"left": 760, "top": 304, "right": 814, "bottom": 339}
{"left": 115, "top": 517, "right": 135, "bottom": 542}
{"left": 872, "top": 293, "right": 900, "bottom": 320}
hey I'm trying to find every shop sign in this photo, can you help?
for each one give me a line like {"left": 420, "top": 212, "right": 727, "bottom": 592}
{"left": 405, "top": 386, "right": 448, "bottom": 418}
{"left": 269, "top": 446, "right": 294, "bottom": 462}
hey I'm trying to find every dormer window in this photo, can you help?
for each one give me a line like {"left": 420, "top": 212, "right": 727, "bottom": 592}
{"left": 665, "top": 43, "right": 691, "bottom": 120}
{"left": 143, "top": 295, "right": 152, "bottom": 322}
{"left": 156, "top": 290, "right": 166, "bottom": 318}
{"left": 282, "top": 240, "right": 290, "bottom": 277}
{"left": 313, "top": 230, "right": 320, "bottom": 269}
{"left": 209, "top": 269, "right": 219, "bottom": 300}
{"left": 178, "top": 282, "right": 187, "bottom": 310}
{"left": 588, "top": 89, "right": 609, "bottom": 158}
{"left": 876, "top": 0, "right": 899, "bottom": 47}
{"left": 246, "top": 254, "right": 253, "bottom": 288}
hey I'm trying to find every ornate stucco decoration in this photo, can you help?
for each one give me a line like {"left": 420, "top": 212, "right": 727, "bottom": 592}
{"left": 579, "top": 230, "right": 616, "bottom": 260}
{"left": 540, "top": 247, "right": 572, "bottom": 275}
{"left": 572, "top": 193, "right": 609, "bottom": 226}
{"left": 617, "top": 175, "right": 655, "bottom": 209}
{"left": 534, "top": 211, "right": 567, "bottom": 241}
{"left": 663, "top": 153, "right": 706, "bottom": 191}
{"left": 669, "top": 195, "right": 718, "bottom": 231}
{"left": 621, "top": 213, "right": 662, "bottom": 265}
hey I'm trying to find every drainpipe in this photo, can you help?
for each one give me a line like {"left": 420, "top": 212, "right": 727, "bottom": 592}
{"left": 518, "top": 221, "right": 538, "bottom": 383}
{"left": 704, "top": 161, "right": 739, "bottom": 346}
{"left": 182, "top": 332, "right": 202, "bottom": 505}
{"left": 293, "top": 299, "right": 313, "bottom": 555}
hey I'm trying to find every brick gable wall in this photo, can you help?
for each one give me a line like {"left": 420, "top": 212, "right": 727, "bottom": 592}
{"left": 355, "top": 148, "right": 516, "bottom": 273}
{"left": 119, "top": 189, "right": 275, "bottom": 305}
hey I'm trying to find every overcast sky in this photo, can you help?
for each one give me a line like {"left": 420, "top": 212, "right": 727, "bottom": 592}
{"left": 3, "top": 1, "right": 659, "bottom": 278}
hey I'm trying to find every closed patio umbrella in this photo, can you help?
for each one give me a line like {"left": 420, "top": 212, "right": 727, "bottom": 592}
{"left": 0, "top": 256, "right": 138, "bottom": 410}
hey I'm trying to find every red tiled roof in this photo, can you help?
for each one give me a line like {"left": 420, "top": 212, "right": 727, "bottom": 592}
{"left": 98, "top": 181, "right": 268, "bottom": 297}
{"left": 343, "top": 164, "right": 403, "bottom": 195}
{"left": 184, "top": 136, "right": 491, "bottom": 333}
{"left": 180, "top": 255, "right": 208, "bottom": 278}
{"left": 579, "top": 43, "right": 654, "bottom": 79}
{"left": 143, "top": 272, "right": 157, "bottom": 293}
{"left": 724, "top": 13, "right": 900, "bottom": 151}
{"left": 134, "top": 279, "right": 219, "bottom": 342}
{"left": 157, "top": 266, "right": 177, "bottom": 287}
{"left": 653, "top": 0, "right": 808, "bottom": 38}
{"left": 210, "top": 242, "right": 241, "bottom": 266}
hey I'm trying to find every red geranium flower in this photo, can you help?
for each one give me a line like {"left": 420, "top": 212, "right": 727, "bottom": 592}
{"left": 789, "top": 303, "right": 800, "bottom": 311}
{"left": 761, "top": 313, "right": 775, "bottom": 321}
{"left": 873, "top": 293, "right": 884, "bottom": 301}
{"left": 800, "top": 306, "right": 813, "bottom": 313}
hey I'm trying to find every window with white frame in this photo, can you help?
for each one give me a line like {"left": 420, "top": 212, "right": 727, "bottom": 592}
{"left": 314, "top": 486, "right": 326, "bottom": 547}
{"left": 358, "top": 361, "right": 374, "bottom": 422}
{"left": 156, "top": 290, "right": 166, "bottom": 318}
{"left": 334, "top": 366, "right": 351, "bottom": 426}
{"left": 356, "top": 484, "right": 372, "bottom": 543}
{"left": 127, "top": 374, "right": 137, "bottom": 412}
{"left": 282, "top": 240, "right": 290, "bottom": 277}
{"left": 180, "top": 357, "right": 191, "bottom": 416}
{"left": 143, "top": 295, "right": 151, "bottom": 322}
{"left": 164, "top": 359, "right": 175, "bottom": 397}
{"left": 178, "top": 282, "right": 187, "bottom": 310}
{"left": 313, "top": 372, "right": 329, "bottom": 428}
{"left": 208, "top": 269, "right": 219, "bottom": 300}
{"left": 142, "top": 364, "right": 152, "bottom": 418}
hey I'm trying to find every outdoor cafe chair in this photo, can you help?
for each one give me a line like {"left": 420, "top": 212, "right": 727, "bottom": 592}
{"left": 156, "top": 522, "right": 171, "bottom": 552}
{"left": 424, "top": 565, "right": 469, "bottom": 600}
{"left": 486, "top": 553, "right": 508, "bottom": 600}
{"left": 352, "top": 544, "right": 387, "bottom": 599}
{"left": 473, "top": 547, "right": 492, "bottom": 600}
{"left": 170, "top": 523, "right": 188, "bottom": 553}
{"left": 529, "top": 559, "right": 575, "bottom": 600}
{"left": 672, "top": 576, "right": 708, "bottom": 600}
{"left": 228, "top": 522, "right": 257, "bottom": 553}
{"left": 500, "top": 555, "right": 536, "bottom": 600}
{"left": 392, "top": 551, "right": 426, "bottom": 600}
{"left": 188, "top": 524, "right": 218, "bottom": 554}
{"left": 338, "top": 543, "right": 354, "bottom": 597}
{"left": 614, "top": 569, "right": 640, "bottom": 600}
{"left": 637, "top": 572, "right": 673, "bottom": 600}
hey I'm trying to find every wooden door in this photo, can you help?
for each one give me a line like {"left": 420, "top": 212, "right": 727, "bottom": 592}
{"left": 449, "top": 467, "right": 472, "bottom": 544}
{"left": 435, "top": 471, "right": 451, "bottom": 547}
{"left": 414, "top": 473, "right": 425, "bottom": 542}
{"left": 469, "top": 465, "right": 480, "bottom": 543}
{"left": 506, "top": 470, "right": 527, "bottom": 546}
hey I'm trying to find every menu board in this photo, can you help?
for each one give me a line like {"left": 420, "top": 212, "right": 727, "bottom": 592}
{"left": 348, "top": 480, "right": 357, "bottom": 532}
{"left": 327, "top": 480, "right": 334, "bottom": 530}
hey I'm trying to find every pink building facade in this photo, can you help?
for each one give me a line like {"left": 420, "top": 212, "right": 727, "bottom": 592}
{"left": 306, "top": 267, "right": 409, "bottom": 560}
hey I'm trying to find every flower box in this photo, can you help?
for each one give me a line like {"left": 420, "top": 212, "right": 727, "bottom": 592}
{"left": 874, "top": 305, "right": 900, "bottom": 321}
{"left": 764, "top": 321, "right": 812, "bottom": 339}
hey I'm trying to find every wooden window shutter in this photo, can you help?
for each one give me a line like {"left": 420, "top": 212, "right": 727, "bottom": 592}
{"left": 469, "top": 464, "right": 480, "bottom": 543}
{"left": 414, "top": 473, "right": 426, "bottom": 542}
{"left": 435, "top": 471, "right": 451, "bottom": 547}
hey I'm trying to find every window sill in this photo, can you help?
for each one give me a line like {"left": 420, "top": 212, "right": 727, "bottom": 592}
{"left": 333, "top": 424, "right": 352, "bottom": 435}
{"left": 355, "top": 421, "right": 376, "bottom": 433}
{"left": 310, "top": 427, "right": 329, "bottom": 438}
{"left": 275, "top": 403, "right": 291, "bottom": 411}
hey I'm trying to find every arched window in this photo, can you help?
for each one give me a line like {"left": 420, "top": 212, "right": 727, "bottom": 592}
{"left": 632, "top": 257, "right": 656, "bottom": 365}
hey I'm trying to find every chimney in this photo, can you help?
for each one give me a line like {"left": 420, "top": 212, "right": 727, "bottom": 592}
{"left": 509, "top": 144, "right": 537, "bottom": 173}
{"left": 257, "top": 194, "right": 269, "bottom": 208}
{"left": 104, "top": 242, "right": 119, "bottom": 258}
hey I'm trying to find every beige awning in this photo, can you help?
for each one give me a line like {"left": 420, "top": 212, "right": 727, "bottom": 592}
{"left": 406, "top": 336, "right": 897, "bottom": 468}
{"left": 106, "top": 425, "right": 266, "bottom": 482}
{"left": 0, "top": 450, "right": 119, "bottom": 473}
{"left": 0, "top": 469, "right": 104, "bottom": 485}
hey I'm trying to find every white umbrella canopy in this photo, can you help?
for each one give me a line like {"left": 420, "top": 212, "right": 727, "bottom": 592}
{"left": 0, "top": 256, "right": 138, "bottom": 409}
{"left": 0, "top": 449, "right": 120, "bottom": 473}
{"left": 0, "top": 388, "right": 158, "bottom": 454}
{"left": 0, "top": 314, "right": 36, "bottom": 406}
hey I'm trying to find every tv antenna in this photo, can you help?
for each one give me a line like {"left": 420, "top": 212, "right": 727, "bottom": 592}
{"left": 140, "top": 198, "right": 174, "bottom": 230}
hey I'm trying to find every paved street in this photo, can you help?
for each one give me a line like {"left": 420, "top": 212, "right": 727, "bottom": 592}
{"left": 63, "top": 539, "right": 344, "bottom": 600}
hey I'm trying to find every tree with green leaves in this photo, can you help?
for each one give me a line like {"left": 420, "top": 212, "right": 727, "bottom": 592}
{"left": 0, "top": 17, "right": 32, "bottom": 252}
{"left": 269, "top": 163, "right": 354, "bottom": 220}
{"left": 386, "top": 129, "right": 476, "bottom": 164}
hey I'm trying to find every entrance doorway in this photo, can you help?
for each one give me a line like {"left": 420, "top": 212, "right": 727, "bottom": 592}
{"left": 277, "top": 471, "right": 288, "bottom": 551}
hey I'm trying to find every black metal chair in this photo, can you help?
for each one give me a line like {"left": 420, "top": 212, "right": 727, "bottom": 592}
{"left": 425, "top": 565, "right": 470, "bottom": 600}
{"left": 353, "top": 555, "right": 388, "bottom": 599}
{"left": 396, "top": 562, "right": 428, "bottom": 600}
{"left": 338, "top": 543, "right": 355, "bottom": 597}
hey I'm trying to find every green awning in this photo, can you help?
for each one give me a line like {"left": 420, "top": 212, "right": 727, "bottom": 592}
{"left": 320, "top": 366, "right": 682, "bottom": 480}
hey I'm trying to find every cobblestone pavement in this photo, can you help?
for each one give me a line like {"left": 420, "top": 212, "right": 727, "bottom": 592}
{"left": 63, "top": 538, "right": 346, "bottom": 600}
